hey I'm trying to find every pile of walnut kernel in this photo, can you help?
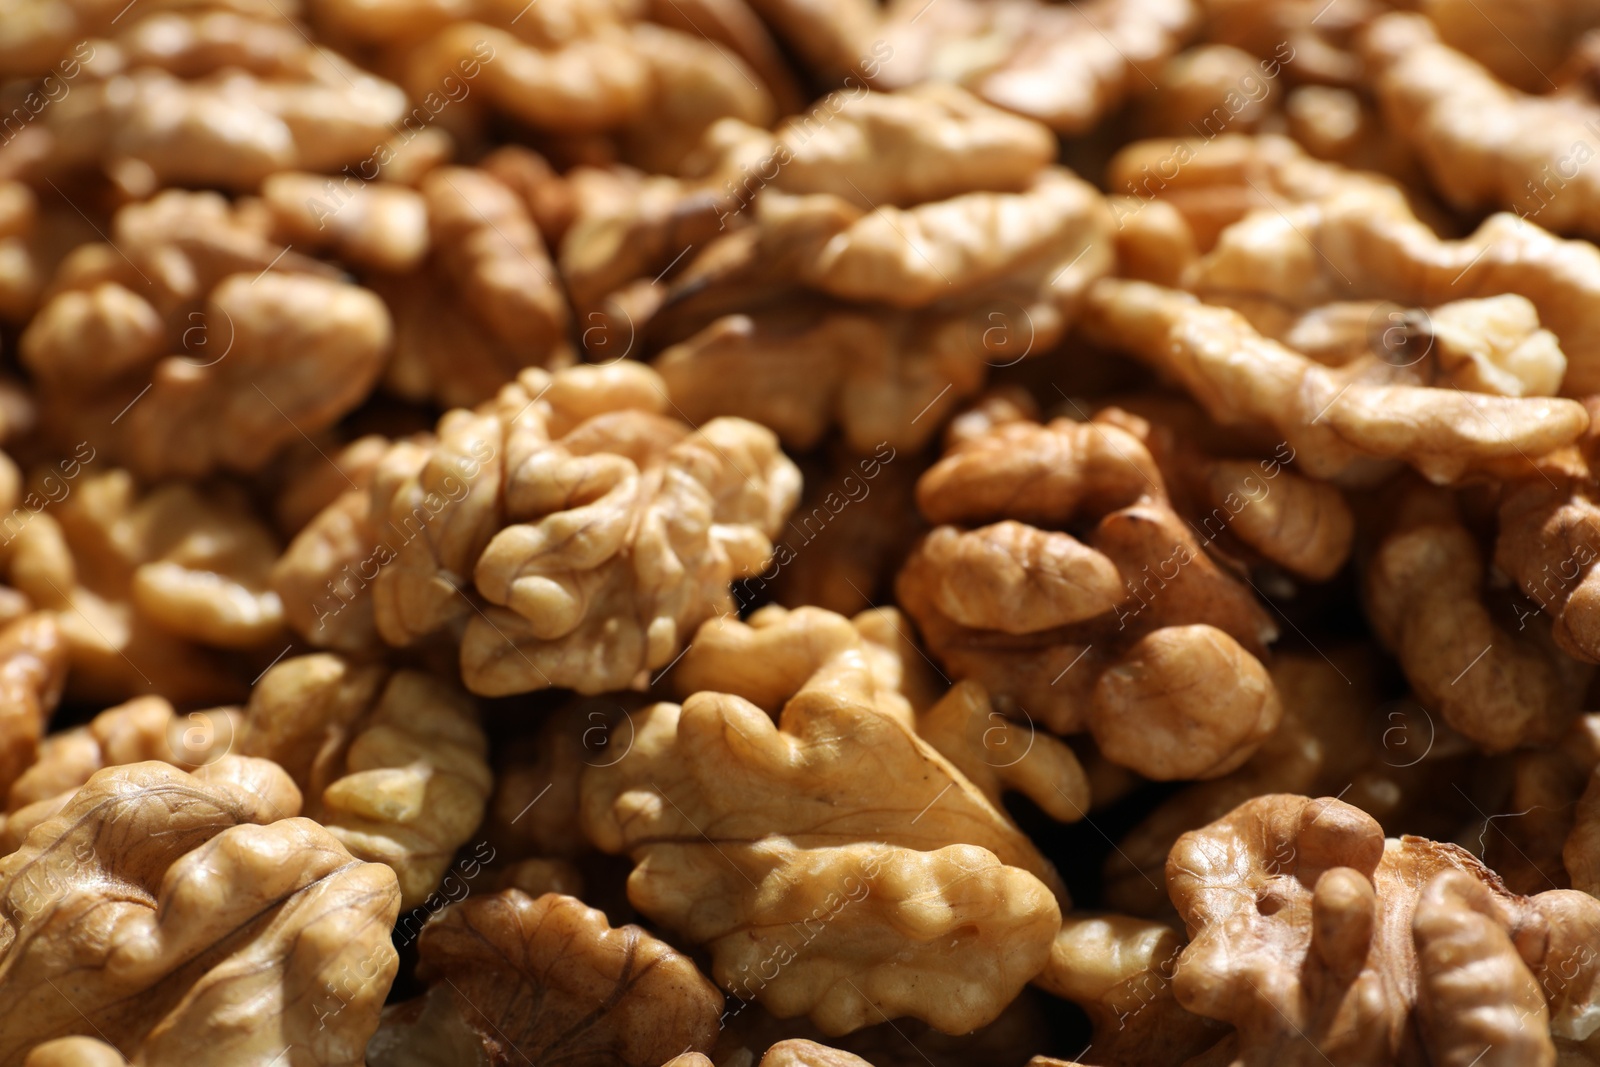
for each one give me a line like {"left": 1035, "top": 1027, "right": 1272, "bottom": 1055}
{"left": 18, "top": 0, "right": 1600, "bottom": 1065}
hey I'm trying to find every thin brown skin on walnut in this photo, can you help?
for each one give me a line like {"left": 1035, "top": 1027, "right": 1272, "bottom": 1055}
{"left": 1168, "top": 794, "right": 1600, "bottom": 1067}
{"left": 368, "top": 890, "right": 724, "bottom": 1067}
{"left": 0, "top": 757, "right": 401, "bottom": 1066}
{"left": 1, "top": 695, "right": 239, "bottom": 852}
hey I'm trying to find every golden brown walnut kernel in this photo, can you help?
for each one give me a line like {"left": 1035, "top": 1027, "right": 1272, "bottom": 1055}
{"left": 367, "top": 166, "right": 573, "bottom": 409}
{"left": 1413, "top": 870, "right": 1553, "bottom": 1065}
{"left": 262, "top": 172, "right": 431, "bottom": 275}
{"left": 1170, "top": 793, "right": 1600, "bottom": 1066}
{"left": 1167, "top": 795, "right": 1461, "bottom": 1063}
{"left": 671, "top": 604, "right": 1090, "bottom": 821}
{"left": 796, "top": 169, "right": 1108, "bottom": 309}
{"left": 0, "top": 613, "right": 65, "bottom": 804}
{"left": 271, "top": 435, "right": 401, "bottom": 656}
{"left": 1419, "top": 0, "right": 1600, "bottom": 91}
{"left": 611, "top": 20, "right": 777, "bottom": 174}
{"left": 915, "top": 679, "right": 1092, "bottom": 823}
{"left": 1105, "top": 133, "right": 1404, "bottom": 250}
{"left": 1367, "top": 488, "right": 1591, "bottom": 752}
{"left": 1284, "top": 84, "right": 1423, "bottom": 184}
{"left": 1155, "top": 136, "right": 1600, "bottom": 395}
{"left": 277, "top": 363, "right": 798, "bottom": 696}
{"left": 1136, "top": 44, "right": 1280, "bottom": 138}
{"left": 897, "top": 407, "right": 1282, "bottom": 777}
{"left": 764, "top": 84, "right": 1058, "bottom": 208}
{"left": 1105, "top": 649, "right": 1470, "bottom": 918}
{"left": 757, "top": 1040, "right": 873, "bottom": 1066}
{"left": 35, "top": 6, "right": 408, "bottom": 190}
{"left": 1089, "top": 400, "right": 1355, "bottom": 582}
{"left": 1365, "top": 13, "right": 1600, "bottom": 239}
{"left": 3, "top": 469, "right": 284, "bottom": 704}
{"left": 1081, "top": 279, "right": 1590, "bottom": 484}
{"left": 1109, "top": 195, "right": 1198, "bottom": 287}
{"left": 0, "top": 757, "right": 401, "bottom": 1065}
{"left": 367, "top": 890, "right": 723, "bottom": 1067}
{"left": 311, "top": 0, "right": 775, "bottom": 167}
{"left": 2, "top": 696, "right": 238, "bottom": 851}
{"left": 430, "top": 365, "right": 796, "bottom": 694}
{"left": 1257, "top": 294, "right": 1569, "bottom": 400}
{"left": 872, "top": 0, "right": 1198, "bottom": 133}
{"left": 1032, "top": 914, "right": 1224, "bottom": 1065}
{"left": 1494, "top": 446, "right": 1600, "bottom": 664}
{"left": 556, "top": 159, "right": 731, "bottom": 325}
{"left": 1091, "top": 624, "right": 1282, "bottom": 780}
{"left": 236, "top": 653, "right": 490, "bottom": 910}
{"left": 20, "top": 191, "right": 391, "bottom": 479}
{"left": 646, "top": 87, "right": 1112, "bottom": 454}
{"left": 581, "top": 607, "right": 1063, "bottom": 1035}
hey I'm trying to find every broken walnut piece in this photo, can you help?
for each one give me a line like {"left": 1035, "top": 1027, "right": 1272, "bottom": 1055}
{"left": 1367, "top": 487, "right": 1590, "bottom": 753}
{"left": 648, "top": 87, "right": 1112, "bottom": 455}
{"left": 581, "top": 606, "right": 1063, "bottom": 1035}
{"left": 1365, "top": 13, "right": 1600, "bottom": 242}
{"left": 1105, "top": 648, "right": 1464, "bottom": 919}
{"left": 0, "top": 757, "right": 401, "bottom": 1065}
{"left": 1080, "top": 279, "right": 1589, "bottom": 485}
{"left": 3, "top": 469, "right": 283, "bottom": 705}
{"left": 236, "top": 652, "right": 491, "bottom": 911}
{"left": 1161, "top": 137, "right": 1600, "bottom": 396}
{"left": 1033, "top": 913, "right": 1224, "bottom": 1066}
{"left": 872, "top": 0, "right": 1198, "bottom": 134}
{"left": 2, "top": 695, "right": 239, "bottom": 852}
{"left": 34, "top": 5, "right": 405, "bottom": 190}
{"left": 898, "top": 407, "right": 1282, "bottom": 777}
{"left": 366, "top": 165, "right": 573, "bottom": 409}
{"left": 20, "top": 190, "right": 391, "bottom": 479}
{"left": 1169, "top": 793, "right": 1600, "bottom": 1066}
{"left": 367, "top": 890, "right": 722, "bottom": 1067}
{"left": 0, "top": 613, "right": 66, "bottom": 807}
{"left": 671, "top": 604, "right": 1091, "bottom": 822}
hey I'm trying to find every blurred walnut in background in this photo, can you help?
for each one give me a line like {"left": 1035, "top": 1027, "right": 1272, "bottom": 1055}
{"left": 19, "top": 191, "right": 391, "bottom": 479}
{"left": 642, "top": 85, "right": 1113, "bottom": 454}
{"left": 1, "top": 0, "right": 409, "bottom": 192}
